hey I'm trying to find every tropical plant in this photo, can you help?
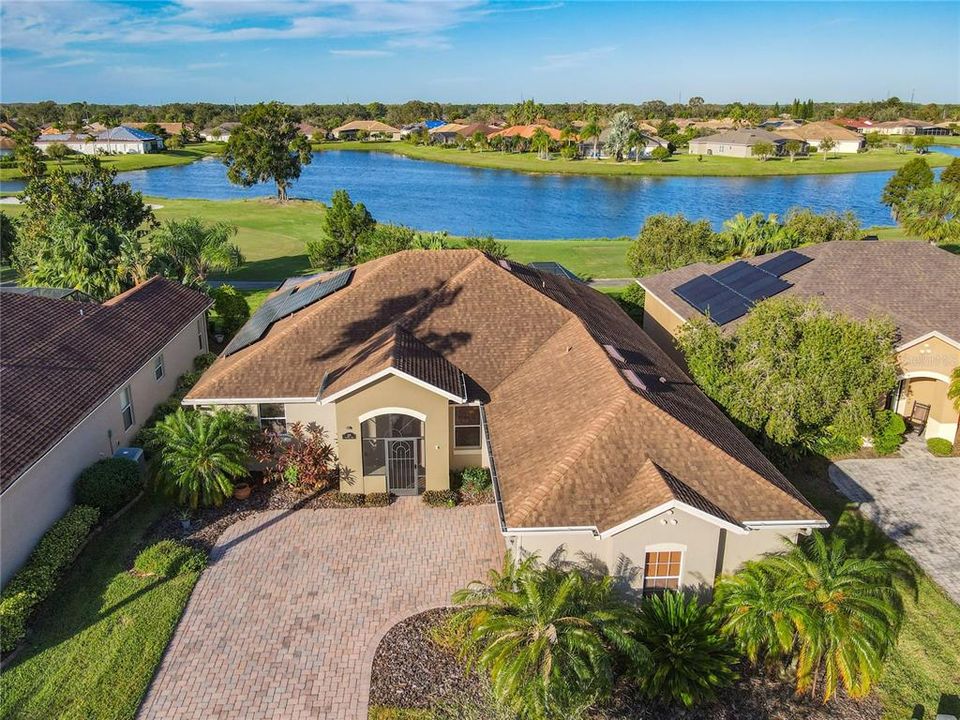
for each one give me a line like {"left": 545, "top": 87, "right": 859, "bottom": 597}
{"left": 942, "top": 157, "right": 960, "bottom": 185}
{"left": 581, "top": 118, "right": 602, "bottom": 160}
{"left": 634, "top": 591, "right": 738, "bottom": 707}
{"left": 603, "top": 111, "right": 634, "bottom": 162}
{"left": 211, "top": 284, "right": 251, "bottom": 336}
{"left": 464, "top": 235, "right": 509, "bottom": 259}
{"left": 751, "top": 141, "right": 775, "bottom": 161}
{"left": 149, "top": 408, "right": 256, "bottom": 508}
{"left": 151, "top": 217, "right": 244, "bottom": 284}
{"left": 818, "top": 137, "right": 836, "bottom": 160}
{"left": 950, "top": 364, "right": 960, "bottom": 412}
{"left": 785, "top": 140, "right": 804, "bottom": 161}
{"left": 881, "top": 157, "right": 933, "bottom": 220}
{"left": 717, "top": 212, "right": 797, "bottom": 258}
{"left": 0, "top": 210, "right": 18, "bottom": 265}
{"left": 897, "top": 181, "right": 960, "bottom": 245}
{"left": 679, "top": 297, "right": 898, "bottom": 452}
{"left": 530, "top": 127, "right": 551, "bottom": 160}
{"left": 911, "top": 135, "right": 933, "bottom": 154}
{"left": 254, "top": 421, "right": 337, "bottom": 491}
{"left": 13, "top": 129, "right": 46, "bottom": 179}
{"left": 223, "top": 101, "right": 312, "bottom": 202}
{"left": 452, "top": 554, "right": 648, "bottom": 720}
{"left": 44, "top": 142, "right": 68, "bottom": 166}
{"left": 355, "top": 223, "right": 418, "bottom": 263}
{"left": 305, "top": 189, "right": 375, "bottom": 269}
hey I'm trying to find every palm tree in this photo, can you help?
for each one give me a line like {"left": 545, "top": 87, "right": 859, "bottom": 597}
{"left": 714, "top": 561, "right": 810, "bottom": 665}
{"left": 767, "top": 532, "right": 905, "bottom": 702}
{"left": 530, "top": 128, "right": 551, "bottom": 160}
{"left": 452, "top": 554, "right": 647, "bottom": 720}
{"left": 581, "top": 119, "right": 602, "bottom": 160}
{"left": 628, "top": 129, "right": 646, "bottom": 163}
{"left": 634, "top": 591, "right": 738, "bottom": 708}
{"left": 151, "top": 216, "right": 245, "bottom": 285}
{"left": 150, "top": 409, "right": 256, "bottom": 508}
{"left": 949, "top": 364, "right": 960, "bottom": 412}
{"left": 898, "top": 182, "right": 960, "bottom": 245}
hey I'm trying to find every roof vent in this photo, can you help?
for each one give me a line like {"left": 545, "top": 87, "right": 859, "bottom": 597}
{"left": 623, "top": 369, "right": 647, "bottom": 391}
{"left": 603, "top": 344, "right": 625, "bottom": 362}
{"left": 498, "top": 259, "right": 511, "bottom": 271}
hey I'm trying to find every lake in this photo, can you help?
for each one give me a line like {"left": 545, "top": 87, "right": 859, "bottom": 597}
{"left": 5, "top": 147, "right": 955, "bottom": 239}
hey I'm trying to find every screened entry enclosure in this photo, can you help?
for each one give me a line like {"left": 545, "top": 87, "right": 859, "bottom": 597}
{"left": 361, "top": 413, "right": 426, "bottom": 494}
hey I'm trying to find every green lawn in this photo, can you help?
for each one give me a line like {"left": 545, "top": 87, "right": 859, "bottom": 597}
{"left": 319, "top": 141, "right": 955, "bottom": 177}
{"left": 0, "top": 497, "right": 200, "bottom": 720}
{"left": 0, "top": 144, "right": 221, "bottom": 182}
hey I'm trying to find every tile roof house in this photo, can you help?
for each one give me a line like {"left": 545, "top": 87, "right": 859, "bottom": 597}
{"left": 639, "top": 241, "right": 960, "bottom": 445}
{"left": 0, "top": 278, "right": 212, "bottom": 585}
{"left": 186, "top": 250, "right": 825, "bottom": 593}
{"left": 200, "top": 122, "right": 241, "bottom": 142}
{"left": 489, "top": 124, "right": 565, "bottom": 141}
{"left": 776, "top": 120, "right": 865, "bottom": 153}
{"left": 34, "top": 126, "right": 163, "bottom": 155}
{"left": 330, "top": 120, "right": 402, "bottom": 141}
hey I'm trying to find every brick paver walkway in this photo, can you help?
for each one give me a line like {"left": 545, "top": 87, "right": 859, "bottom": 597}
{"left": 830, "top": 438, "right": 960, "bottom": 603}
{"left": 138, "top": 499, "right": 503, "bottom": 720}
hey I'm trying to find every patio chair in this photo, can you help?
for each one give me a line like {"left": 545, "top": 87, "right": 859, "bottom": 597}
{"left": 907, "top": 402, "right": 931, "bottom": 436}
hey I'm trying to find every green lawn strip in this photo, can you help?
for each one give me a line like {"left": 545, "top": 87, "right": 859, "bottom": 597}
{"left": 318, "top": 141, "right": 954, "bottom": 177}
{"left": 0, "top": 146, "right": 219, "bottom": 182}
{"left": 240, "top": 288, "right": 273, "bottom": 313}
{"left": 0, "top": 497, "right": 199, "bottom": 720}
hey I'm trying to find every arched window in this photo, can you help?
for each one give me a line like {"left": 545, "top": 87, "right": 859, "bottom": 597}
{"left": 360, "top": 413, "right": 425, "bottom": 493}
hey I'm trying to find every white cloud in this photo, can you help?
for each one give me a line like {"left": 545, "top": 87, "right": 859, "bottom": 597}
{"left": 329, "top": 49, "right": 394, "bottom": 58}
{"left": 536, "top": 45, "right": 617, "bottom": 72}
{"left": 186, "top": 61, "right": 229, "bottom": 70}
{"left": 386, "top": 34, "right": 453, "bottom": 51}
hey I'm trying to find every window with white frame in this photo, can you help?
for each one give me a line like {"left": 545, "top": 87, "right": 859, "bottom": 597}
{"left": 120, "top": 385, "right": 135, "bottom": 430}
{"left": 258, "top": 403, "right": 287, "bottom": 434}
{"left": 453, "top": 405, "right": 481, "bottom": 449}
{"left": 153, "top": 353, "right": 165, "bottom": 381}
{"left": 642, "top": 550, "right": 682, "bottom": 595}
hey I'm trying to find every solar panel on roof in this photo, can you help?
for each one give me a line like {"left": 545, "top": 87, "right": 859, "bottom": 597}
{"left": 529, "top": 261, "right": 581, "bottom": 282}
{"left": 756, "top": 250, "right": 812, "bottom": 277}
{"left": 673, "top": 275, "right": 752, "bottom": 325}
{"left": 222, "top": 269, "right": 354, "bottom": 356}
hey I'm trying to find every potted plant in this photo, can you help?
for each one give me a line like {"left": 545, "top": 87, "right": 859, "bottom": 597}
{"left": 178, "top": 509, "right": 192, "bottom": 530}
{"left": 233, "top": 481, "right": 252, "bottom": 500}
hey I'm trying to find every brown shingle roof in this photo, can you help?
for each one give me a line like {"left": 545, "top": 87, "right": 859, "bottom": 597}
{"left": 188, "top": 251, "right": 823, "bottom": 530}
{"left": 0, "top": 277, "right": 211, "bottom": 489}
{"left": 640, "top": 241, "right": 960, "bottom": 346}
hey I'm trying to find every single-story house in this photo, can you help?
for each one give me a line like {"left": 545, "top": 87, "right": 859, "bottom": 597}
{"left": 759, "top": 118, "right": 806, "bottom": 131}
{"left": 579, "top": 127, "right": 670, "bottom": 159}
{"left": 869, "top": 119, "right": 949, "bottom": 136}
{"left": 34, "top": 132, "right": 96, "bottom": 154}
{"left": 297, "top": 122, "right": 326, "bottom": 139}
{"left": 0, "top": 120, "right": 19, "bottom": 135}
{"left": 126, "top": 121, "right": 196, "bottom": 138}
{"left": 0, "top": 278, "right": 212, "bottom": 585}
{"left": 331, "top": 120, "right": 402, "bottom": 141}
{"left": 455, "top": 123, "right": 500, "bottom": 140}
{"left": 489, "top": 124, "right": 565, "bottom": 141}
{"left": 200, "top": 122, "right": 241, "bottom": 142}
{"left": 674, "top": 118, "right": 742, "bottom": 132}
{"left": 0, "top": 136, "right": 15, "bottom": 157}
{"left": 94, "top": 126, "right": 164, "bottom": 154}
{"left": 687, "top": 128, "right": 791, "bottom": 158}
{"left": 777, "top": 120, "right": 865, "bottom": 153}
{"left": 638, "top": 241, "right": 960, "bottom": 445}
{"left": 83, "top": 122, "right": 109, "bottom": 134}
{"left": 428, "top": 123, "right": 468, "bottom": 144}
{"left": 185, "top": 250, "right": 826, "bottom": 593}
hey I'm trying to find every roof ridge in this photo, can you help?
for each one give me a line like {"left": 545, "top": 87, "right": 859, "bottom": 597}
{"left": 101, "top": 275, "right": 163, "bottom": 306}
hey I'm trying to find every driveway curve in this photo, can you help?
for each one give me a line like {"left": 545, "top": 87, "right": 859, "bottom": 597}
{"left": 138, "top": 499, "right": 503, "bottom": 720}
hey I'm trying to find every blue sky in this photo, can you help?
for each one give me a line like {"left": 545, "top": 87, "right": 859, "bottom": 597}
{"left": 2, "top": 1, "right": 957, "bottom": 105}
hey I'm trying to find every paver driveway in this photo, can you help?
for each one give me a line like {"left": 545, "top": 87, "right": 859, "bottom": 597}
{"left": 138, "top": 499, "right": 503, "bottom": 720}
{"left": 830, "top": 439, "right": 960, "bottom": 603}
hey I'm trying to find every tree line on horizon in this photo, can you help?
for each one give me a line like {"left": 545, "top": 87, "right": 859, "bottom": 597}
{"left": 3, "top": 95, "right": 957, "bottom": 136}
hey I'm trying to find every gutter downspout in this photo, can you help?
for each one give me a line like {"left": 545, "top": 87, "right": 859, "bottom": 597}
{"left": 479, "top": 405, "right": 508, "bottom": 534}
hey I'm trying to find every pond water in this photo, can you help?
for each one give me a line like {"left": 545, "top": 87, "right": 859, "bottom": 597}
{"left": 4, "top": 147, "right": 954, "bottom": 239}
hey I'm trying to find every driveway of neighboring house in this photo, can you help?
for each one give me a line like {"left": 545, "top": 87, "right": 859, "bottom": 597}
{"left": 830, "top": 438, "right": 960, "bottom": 603}
{"left": 138, "top": 499, "right": 504, "bottom": 720}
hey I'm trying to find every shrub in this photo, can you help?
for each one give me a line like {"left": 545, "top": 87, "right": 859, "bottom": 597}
{"left": 193, "top": 352, "right": 217, "bottom": 373}
{"left": 364, "top": 492, "right": 391, "bottom": 507}
{"left": 211, "top": 285, "right": 250, "bottom": 337}
{"left": 928, "top": 438, "right": 954, "bottom": 457}
{"left": 74, "top": 458, "right": 142, "bottom": 516}
{"left": 0, "top": 505, "right": 100, "bottom": 652}
{"left": 333, "top": 491, "right": 365, "bottom": 507}
{"left": 612, "top": 282, "right": 645, "bottom": 323}
{"left": 422, "top": 490, "right": 458, "bottom": 507}
{"left": 460, "top": 466, "right": 491, "bottom": 492}
{"left": 133, "top": 540, "right": 206, "bottom": 577}
{"left": 464, "top": 236, "right": 509, "bottom": 259}
{"left": 254, "top": 422, "right": 337, "bottom": 491}
{"left": 872, "top": 410, "right": 906, "bottom": 456}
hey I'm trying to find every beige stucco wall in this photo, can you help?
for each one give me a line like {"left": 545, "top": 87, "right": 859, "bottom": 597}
{"left": 896, "top": 336, "right": 960, "bottom": 442}
{"left": 687, "top": 140, "right": 754, "bottom": 158}
{"left": 641, "top": 291, "right": 688, "bottom": 368}
{"left": 333, "top": 374, "right": 451, "bottom": 494}
{"left": 1, "top": 312, "right": 207, "bottom": 586}
{"left": 448, "top": 405, "right": 487, "bottom": 472}
{"left": 505, "top": 506, "right": 808, "bottom": 593}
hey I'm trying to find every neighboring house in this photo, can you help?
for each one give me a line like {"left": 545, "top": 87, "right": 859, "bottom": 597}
{"left": 297, "top": 122, "right": 326, "bottom": 139}
{"left": 638, "top": 241, "right": 960, "bottom": 445}
{"left": 200, "top": 122, "right": 240, "bottom": 142}
{"left": 674, "top": 118, "right": 741, "bottom": 132}
{"left": 777, "top": 120, "right": 865, "bottom": 153}
{"left": 759, "top": 118, "right": 806, "bottom": 130}
{"left": 428, "top": 123, "right": 468, "bottom": 144}
{"left": 34, "top": 132, "right": 96, "bottom": 154}
{"left": 83, "top": 122, "right": 109, "bottom": 134}
{"left": 866, "top": 118, "right": 949, "bottom": 136}
{"left": 330, "top": 120, "right": 402, "bottom": 141}
{"left": 687, "top": 128, "right": 790, "bottom": 158}
{"left": 579, "top": 127, "right": 669, "bottom": 159}
{"left": 455, "top": 123, "right": 500, "bottom": 140}
{"left": 0, "top": 136, "right": 15, "bottom": 157}
{"left": 126, "top": 121, "right": 195, "bottom": 137}
{"left": 185, "top": 250, "right": 826, "bottom": 593}
{"left": 94, "top": 126, "right": 164, "bottom": 154}
{"left": 489, "top": 124, "right": 565, "bottom": 141}
{"left": 0, "top": 120, "right": 19, "bottom": 136}
{"left": 0, "top": 278, "right": 212, "bottom": 585}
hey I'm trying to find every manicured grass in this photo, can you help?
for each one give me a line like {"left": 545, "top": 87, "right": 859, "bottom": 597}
{"left": 319, "top": 141, "right": 955, "bottom": 177}
{"left": 0, "top": 145, "right": 221, "bottom": 182}
{"left": 504, "top": 239, "right": 631, "bottom": 278}
{"left": 0, "top": 497, "right": 200, "bottom": 720}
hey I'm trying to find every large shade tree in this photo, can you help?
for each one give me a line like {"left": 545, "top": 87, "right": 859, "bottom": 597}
{"left": 223, "top": 101, "right": 312, "bottom": 203}
{"left": 305, "top": 189, "right": 375, "bottom": 269}
{"left": 881, "top": 157, "right": 933, "bottom": 220}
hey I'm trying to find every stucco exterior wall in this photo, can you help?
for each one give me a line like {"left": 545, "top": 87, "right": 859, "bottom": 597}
{"left": 448, "top": 405, "right": 487, "bottom": 473}
{"left": 0, "top": 312, "right": 207, "bottom": 586}
{"left": 641, "top": 292, "right": 688, "bottom": 368}
{"left": 687, "top": 140, "right": 754, "bottom": 158}
{"left": 332, "top": 374, "right": 451, "bottom": 494}
{"left": 505, "top": 507, "right": 808, "bottom": 592}
{"left": 896, "top": 336, "right": 960, "bottom": 442}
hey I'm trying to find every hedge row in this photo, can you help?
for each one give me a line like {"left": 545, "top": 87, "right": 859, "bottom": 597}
{"left": 75, "top": 458, "right": 142, "bottom": 516}
{"left": 0, "top": 505, "right": 100, "bottom": 652}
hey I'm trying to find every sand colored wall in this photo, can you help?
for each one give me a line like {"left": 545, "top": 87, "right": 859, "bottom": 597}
{"left": 641, "top": 292, "right": 688, "bottom": 368}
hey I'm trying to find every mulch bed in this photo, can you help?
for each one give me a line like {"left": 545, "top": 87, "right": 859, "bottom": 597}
{"left": 369, "top": 608, "right": 491, "bottom": 712}
{"left": 370, "top": 610, "right": 883, "bottom": 720}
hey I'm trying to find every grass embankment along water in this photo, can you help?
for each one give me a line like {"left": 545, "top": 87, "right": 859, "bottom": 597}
{"left": 320, "top": 140, "right": 955, "bottom": 177}
{"left": 0, "top": 497, "right": 201, "bottom": 720}
{"left": 0, "top": 143, "right": 224, "bottom": 182}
